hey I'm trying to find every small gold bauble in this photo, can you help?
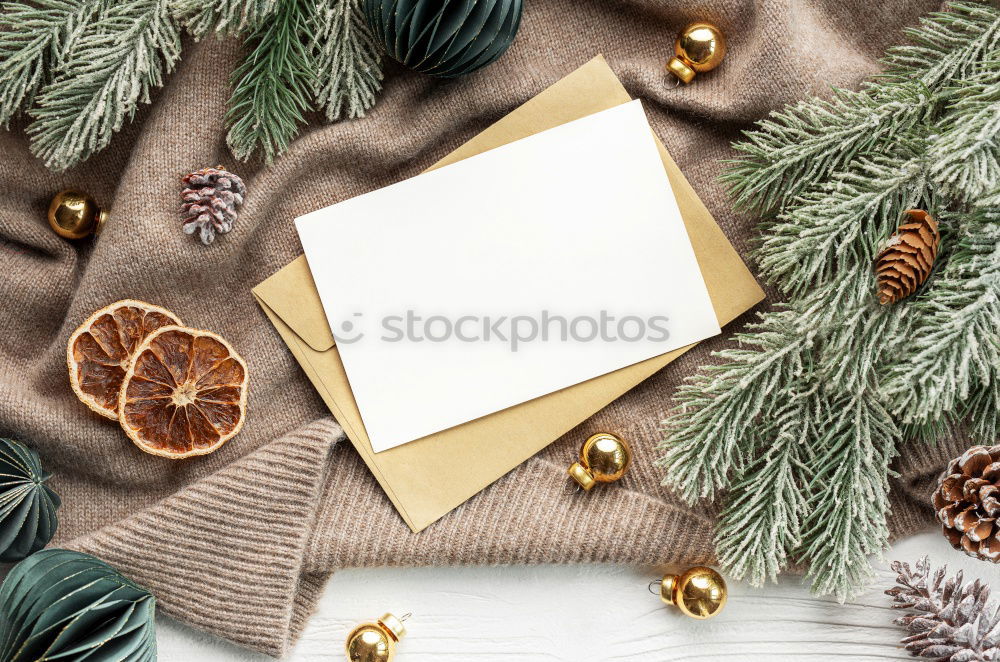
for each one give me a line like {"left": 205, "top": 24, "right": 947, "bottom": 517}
{"left": 47, "top": 189, "right": 108, "bottom": 240}
{"left": 658, "top": 566, "right": 727, "bottom": 619}
{"left": 345, "top": 613, "right": 406, "bottom": 662}
{"left": 666, "top": 22, "right": 727, "bottom": 84}
{"left": 568, "top": 432, "right": 632, "bottom": 490}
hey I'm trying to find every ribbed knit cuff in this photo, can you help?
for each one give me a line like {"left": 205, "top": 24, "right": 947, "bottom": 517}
{"left": 305, "top": 448, "right": 717, "bottom": 571}
{"left": 67, "top": 418, "right": 343, "bottom": 658}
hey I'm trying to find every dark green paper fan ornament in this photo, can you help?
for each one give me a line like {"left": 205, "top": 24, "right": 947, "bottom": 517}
{"left": 0, "top": 549, "right": 157, "bottom": 662}
{"left": 364, "top": 0, "right": 523, "bottom": 78}
{"left": 0, "top": 438, "right": 60, "bottom": 562}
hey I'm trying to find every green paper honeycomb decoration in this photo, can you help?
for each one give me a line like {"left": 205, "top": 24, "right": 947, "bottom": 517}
{"left": 364, "top": 0, "right": 524, "bottom": 78}
{"left": 0, "top": 549, "right": 157, "bottom": 662}
{"left": 0, "top": 437, "right": 60, "bottom": 562}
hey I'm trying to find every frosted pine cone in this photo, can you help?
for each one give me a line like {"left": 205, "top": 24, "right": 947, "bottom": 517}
{"left": 886, "top": 556, "right": 1000, "bottom": 661}
{"left": 180, "top": 166, "right": 246, "bottom": 245}
{"left": 933, "top": 445, "right": 1000, "bottom": 563}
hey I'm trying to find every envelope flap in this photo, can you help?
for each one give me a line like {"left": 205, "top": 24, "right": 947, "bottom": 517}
{"left": 252, "top": 256, "right": 335, "bottom": 352}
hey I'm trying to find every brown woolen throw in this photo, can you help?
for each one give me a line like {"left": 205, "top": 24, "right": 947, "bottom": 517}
{"left": 0, "top": 0, "right": 958, "bottom": 656}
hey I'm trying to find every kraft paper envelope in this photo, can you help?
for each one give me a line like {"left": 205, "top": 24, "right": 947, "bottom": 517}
{"left": 253, "top": 55, "right": 765, "bottom": 533}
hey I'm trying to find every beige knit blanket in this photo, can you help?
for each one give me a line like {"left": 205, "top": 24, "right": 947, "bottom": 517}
{"left": 0, "top": 0, "right": 958, "bottom": 656}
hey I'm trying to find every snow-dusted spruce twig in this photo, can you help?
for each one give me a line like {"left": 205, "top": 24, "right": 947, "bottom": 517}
{"left": 0, "top": 0, "right": 383, "bottom": 170}
{"left": 657, "top": 1, "right": 1000, "bottom": 600}
{"left": 883, "top": 203, "right": 1000, "bottom": 440}
{"left": 191, "top": 0, "right": 382, "bottom": 162}
{"left": 27, "top": 0, "right": 181, "bottom": 171}
{"left": 172, "top": 0, "right": 278, "bottom": 38}
{"left": 0, "top": 0, "right": 101, "bottom": 128}
{"left": 225, "top": 0, "right": 316, "bottom": 162}
{"left": 223, "top": 0, "right": 386, "bottom": 160}
{"left": 310, "top": 0, "right": 382, "bottom": 122}
{"left": 886, "top": 556, "right": 1000, "bottom": 660}
{"left": 930, "top": 63, "right": 1000, "bottom": 202}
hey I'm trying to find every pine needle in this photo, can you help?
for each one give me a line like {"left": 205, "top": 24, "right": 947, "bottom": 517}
{"left": 657, "top": 309, "right": 815, "bottom": 504}
{"left": 929, "top": 62, "right": 1000, "bottom": 202}
{"left": 754, "top": 146, "right": 932, "bottom": 298}
{"left": 26, "top": 0, "right": 181, "bottom": 172}
{"left": 0, "top": 0, "right": 101, "bottom": 128}
{"left": 883, "top": 205, "right": 1000, "bottom": 429}
{"left": 724, "top": 2, "right": 1000, "bottom": 216}
{"left": 797, "top": 393, "right": 899, "bottom": 600}
{"left": 882, "top": 1, "right": 1000, "bottom": 88}
{"left": 225, "top": 0, "right": 317, "bottom": 163}
{"left": 310, "top": 0, "right": 383, "bottom": 122}
{"left": 721, "top": 85, "right": 933, "bottom": 215}
{"left": 3, "top": 0, "right": 388, "bottom": 168}
{"left": 714, "top": 392, "right": 815, "bottom": 587}
{"left": 172, "top": 0, "right": 279, "bottom": 39}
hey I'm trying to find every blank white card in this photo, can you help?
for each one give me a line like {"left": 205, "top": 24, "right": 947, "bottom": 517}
{"left": 296, "top": 100, "right": 720, "bottom": 452}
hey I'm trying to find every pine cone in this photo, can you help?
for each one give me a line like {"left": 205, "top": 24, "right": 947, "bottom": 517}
{"left": 180, "top": 166, "right": 246, "bottom": 245}
{"left": 933, "top": 445, "right": 1000, "bottom": 563}
{"left": 875, "top": 209, "right": 940, "bottom": 305}
{"left": 886, "top": 556, "right": 1000, "bottom": 661}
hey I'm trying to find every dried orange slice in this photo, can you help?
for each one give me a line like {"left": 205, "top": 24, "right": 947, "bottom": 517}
{"left": 67, "top": 300, "right": 182, "bottom": 419}
{"left": 118, "top": 326, "right": 248, "bottom": 459}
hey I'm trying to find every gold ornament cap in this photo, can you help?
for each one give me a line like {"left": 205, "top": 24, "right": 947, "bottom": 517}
{"left": 376, "top": 613, "right": 406, "bottom": 641}
{"left": 47, "top": 189, "right": 108, "bottom": 240}
{"left": 667, "top": 22, "right": 727, "bottom": 84}
{"left": 568, "top": 432, "right": 632, "bottom": 490}
{"left": 658, "top": 566, "right": 727, "bottom": 619}
{"left": 345, "top": 613, "right": 407, "bottom": 662}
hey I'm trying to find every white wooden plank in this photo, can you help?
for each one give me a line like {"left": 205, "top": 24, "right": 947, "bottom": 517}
{"left": 155, "top": 532, "right": 1000, "bottom": 661}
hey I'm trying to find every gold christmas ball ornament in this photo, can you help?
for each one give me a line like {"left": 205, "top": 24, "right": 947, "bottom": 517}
{"left": 656, "top": 566, "right": 727, "bottom": 619}
{"left": 568, "top": 432, "right": 632, "bottom": 490}
{"left": 47, "top": 189, "right": 108, "bottom": 240}
{"left": 667, "top": 22, "right": 728, "bottom": 84}
{"left": 345, "top": 613, "right": 408, "bottom": 662}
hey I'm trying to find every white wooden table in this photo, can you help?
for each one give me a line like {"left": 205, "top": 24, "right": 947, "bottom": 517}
{"left": 157, "top": 532, "right": 1000, "bottom": 661}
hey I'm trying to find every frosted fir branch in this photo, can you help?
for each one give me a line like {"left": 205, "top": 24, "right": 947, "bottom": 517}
{"left": 786, "top": 209, "right": 925, "bottom": 398}
{"left": 929, "top": 64, "right": 1000, "bottom": 203}
{"left": 657, "top": 309, "right": 814, "bottom": 504}
{"left": 310, "top": 0, "right": 383, "bottom": 121}
{"left": 26, "top": 0, "right": 181, "bottom": 171}
{"left": 0, "top": 0, "right": 101, "bottom": 127}
{"left": 816, "top": 301, "right": 909, "bottom": 397}
{"left": 714, "top": 392, "right": 816, "bottom": 587}
{"left": 798, "top": 393, "right": 900, "bottom": 601}
{"left": 226, "top": 0, "right": 317, "bottom": 163}
{"left": 786, "top": 263, "right": 906, "bottom": 391}
{"left": 661, "top": 0, "right": 1000, "bottom": 601}
{"left": 725, "top": 3, "right": 1000, "bottom": 217}
{"left": 883, "top": 207, "right": 1000, "bottom": 429}
{"left": 724, "top": 144, "right": 937, "bottom": 400}
{"left": 881, "top": 1, "right": 1000, "bottom": 90}
{"left": 965, "top": 378, "right": 1000, "bottom": 443}
{"left": 886, "top": 556, "right": 1000, "bottom": 660}
{"left": 722, "top": 84, "right": 934, "bottom": 215}
{"left": 755, "top": 149, "right": 933, "bottom": 297}
{"left": 171, "top": 0, "right": 278, "bottom": 39}
{"left": 659, "top": 280, "right": 877, "bottom": 506}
